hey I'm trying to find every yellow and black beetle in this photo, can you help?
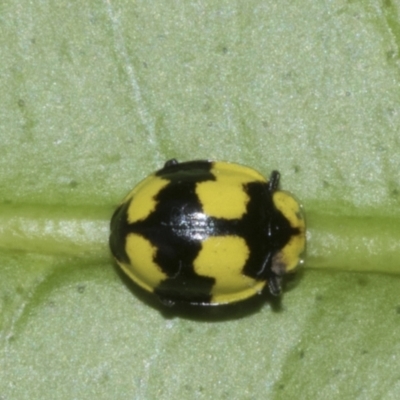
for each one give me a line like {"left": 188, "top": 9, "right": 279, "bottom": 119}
{"left": 109, "top": 159, "right": 305, "bottom": 306}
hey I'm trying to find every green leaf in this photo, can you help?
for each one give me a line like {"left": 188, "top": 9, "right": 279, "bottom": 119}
{"left": 1, "top": 1, "right": 400, "bottom": 399}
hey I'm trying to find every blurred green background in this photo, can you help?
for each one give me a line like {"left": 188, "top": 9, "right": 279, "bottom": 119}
{"left": 1, "top": 1, "right": 400, "bottom": 399}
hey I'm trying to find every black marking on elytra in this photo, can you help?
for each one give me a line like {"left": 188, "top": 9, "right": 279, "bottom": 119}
{"left": 240, "top": 181, "right": 300, "bottom": 293}
{"left": 130, "top": 162, "right": 217, "bottom": 304}
{"left": 109, "top": 201, "right": 132, "bottom": 265}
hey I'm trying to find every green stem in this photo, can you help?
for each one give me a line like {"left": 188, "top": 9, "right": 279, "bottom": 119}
{"left": 0, "top": 204, "right": 111, "bottom": 257}
{"left": 306, "top": 212, "right": 400, "bottom": 274}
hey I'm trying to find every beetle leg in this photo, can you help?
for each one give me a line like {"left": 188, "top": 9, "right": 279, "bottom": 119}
{"left": 164, "top": 159, "right": 179, "bottom": 167}
{"left": 267, "top": 274, "right": 282, "bottom": 296}
{"left": 268, "top": 170, "right": 280, "bottom": 192}
{"left": 157, "top": 295, "right": 176, "bottom": 307}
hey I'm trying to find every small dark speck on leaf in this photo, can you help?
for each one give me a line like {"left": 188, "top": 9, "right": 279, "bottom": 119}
{"left": 69, "top": 180, "right": 78, "bottom": 188}
{"left": 299, "top": 350, "right": 305, "bottom": 359}
{"left": 384, "top": 0, "right": 393, "bottom": 10}
{"left": 216, "top": 44, "right": 228, "bottom": 54}
{"left": 386, "top": 50, "right": 396, "bottom": 61}
{"left": 202, "top": 102, "right": 211, "bottom": 112}
{"left": 357, "top": 277, "right": 368, "bottom": 287}
{"left": 333, "top": 369, "right": 341, "bottom": 376}
{"left": 293, "top": 165, "right": 300, "bottom": 173}
{"left": 18, "top": 99, "right": 25, "bottom": 108}
{"left": 315, "top": 294, "right": 323, "bottom": 302}
{"left": 396, "top": 306, "right": 400, "bottom": 315}
{"left": 77, "top": 285, "right": 86, "bottom": 294}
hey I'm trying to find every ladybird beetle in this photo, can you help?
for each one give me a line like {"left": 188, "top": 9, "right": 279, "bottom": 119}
{"left": 109, "top": 159, "right": 305, "bottom": 306}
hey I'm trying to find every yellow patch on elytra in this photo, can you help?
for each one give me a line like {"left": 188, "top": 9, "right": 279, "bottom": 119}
{"left": 273, "top": 191, "right": 305, "bottom": 230}
{"left": 196, "top": 162, "right": 266, "bottom": 219}
{"left": 120, "top": 233, "right": 166, "bottom": 292}
{"left": 124, "top": 176, "right": 169, "bottom": 223}
{"left": 272, "top": 235, "right": 306, "bottom": 275}
{"left": 194, "top": 236, "right": 265, "bottom": 304}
